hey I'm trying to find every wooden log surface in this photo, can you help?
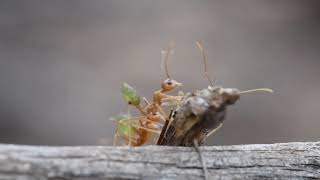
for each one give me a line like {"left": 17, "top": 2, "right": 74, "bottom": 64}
{"left": 0, "top": 142, "right": 319, "bottom": 180}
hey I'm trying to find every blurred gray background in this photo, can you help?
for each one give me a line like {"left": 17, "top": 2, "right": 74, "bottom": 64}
{"left": 0, "top": 0, "right": 319, "bottom": 146}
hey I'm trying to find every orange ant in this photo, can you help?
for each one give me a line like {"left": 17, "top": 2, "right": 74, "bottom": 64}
{"left": 113, "top": 44, "right": 183, "bottom": 146}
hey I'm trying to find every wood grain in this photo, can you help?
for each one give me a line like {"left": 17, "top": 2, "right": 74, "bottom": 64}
{"left": 0, "top": 142, "right": 319, "bottom": 179}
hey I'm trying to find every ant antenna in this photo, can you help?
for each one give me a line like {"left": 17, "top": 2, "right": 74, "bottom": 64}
{"left": 239, "top": 88, "right": 274, "bottom": 94}
{"left": 196, "top": 41, "right": 214, "bottom": 87}
{"left": 162, "top": 42, "right": 175, "bottom": 79}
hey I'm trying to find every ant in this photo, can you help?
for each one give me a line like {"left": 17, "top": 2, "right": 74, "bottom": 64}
{"left": 113, "top": 44, "right": 183, "bottom": 146}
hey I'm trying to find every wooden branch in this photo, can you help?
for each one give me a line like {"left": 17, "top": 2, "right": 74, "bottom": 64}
{"left": 0, "top": 142, "right": 319, "bottom": 179}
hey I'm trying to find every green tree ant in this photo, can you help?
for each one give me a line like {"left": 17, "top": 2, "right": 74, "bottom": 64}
{"left": 113, "top": 44, "right": 183, "bottom": 146}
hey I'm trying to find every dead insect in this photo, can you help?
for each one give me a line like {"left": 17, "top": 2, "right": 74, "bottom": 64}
{"left": 158, "top": 41, "right": 273, "bottom": 146}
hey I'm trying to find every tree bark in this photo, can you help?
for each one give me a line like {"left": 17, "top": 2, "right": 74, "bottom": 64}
{"left": 0, "top": 142, "right": 319, "bottom": 179}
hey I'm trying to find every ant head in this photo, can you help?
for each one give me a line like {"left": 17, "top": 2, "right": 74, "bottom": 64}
{"left": 161, "top": 78, "right": 182, "bottom": 92}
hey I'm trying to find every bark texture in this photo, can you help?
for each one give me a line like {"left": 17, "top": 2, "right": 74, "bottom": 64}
{"left": 0, "top": 142, "right": 319, "bottom": 180}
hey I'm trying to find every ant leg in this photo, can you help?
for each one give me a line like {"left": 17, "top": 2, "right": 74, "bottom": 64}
{"left": 128, "top": 124, "right": 132, "bottom": 146}
{"left": 119, "top": 117, "right": 163, "bottom": 137}
{"left": 119, "top": 117, "right": 162, "bottom": 126}
{"left": 113, "top": 119, "right": 120, "bottom": 147}
{"left": 134, "top": 105, "right": 147, "bottom": 116}
{"left": 161, "top": 97, "right": 183, "bottom": 104}
{"left": 160, "top": 93, "right": 183, "bottom": 103}
{"left": 126, "top": 105, "right": 134, "bottom": 144}
{"left": 119, "top": 116, "right": 146, "bottom": 127}
{"left": 194, "top": 139, "right": 208, "bottom": 180}
{"left": 131, "top": 125, "right": 161, "bottom": 134}
{"left": 118, "top": 133, "right": 137, "bottom": 147}
{"left": 206, "top": 123, "right": 223, "bottom": 138}
{"left": 163, "top": 93, "right": 182, "bottom": 101}
{"left": 143, "top": 97, "right": 151, "bottom": 105}
{"left": 126, "top": 103, "right": 147, "bottom": 116}
{"left": 155, "top": 104, "right": 168, "bottom": 121}
{"left": 157, "top": 110, "right": 173, "bottom": 145}
{"left": 114, "top": 132, "right": 118, "bottom": 147}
